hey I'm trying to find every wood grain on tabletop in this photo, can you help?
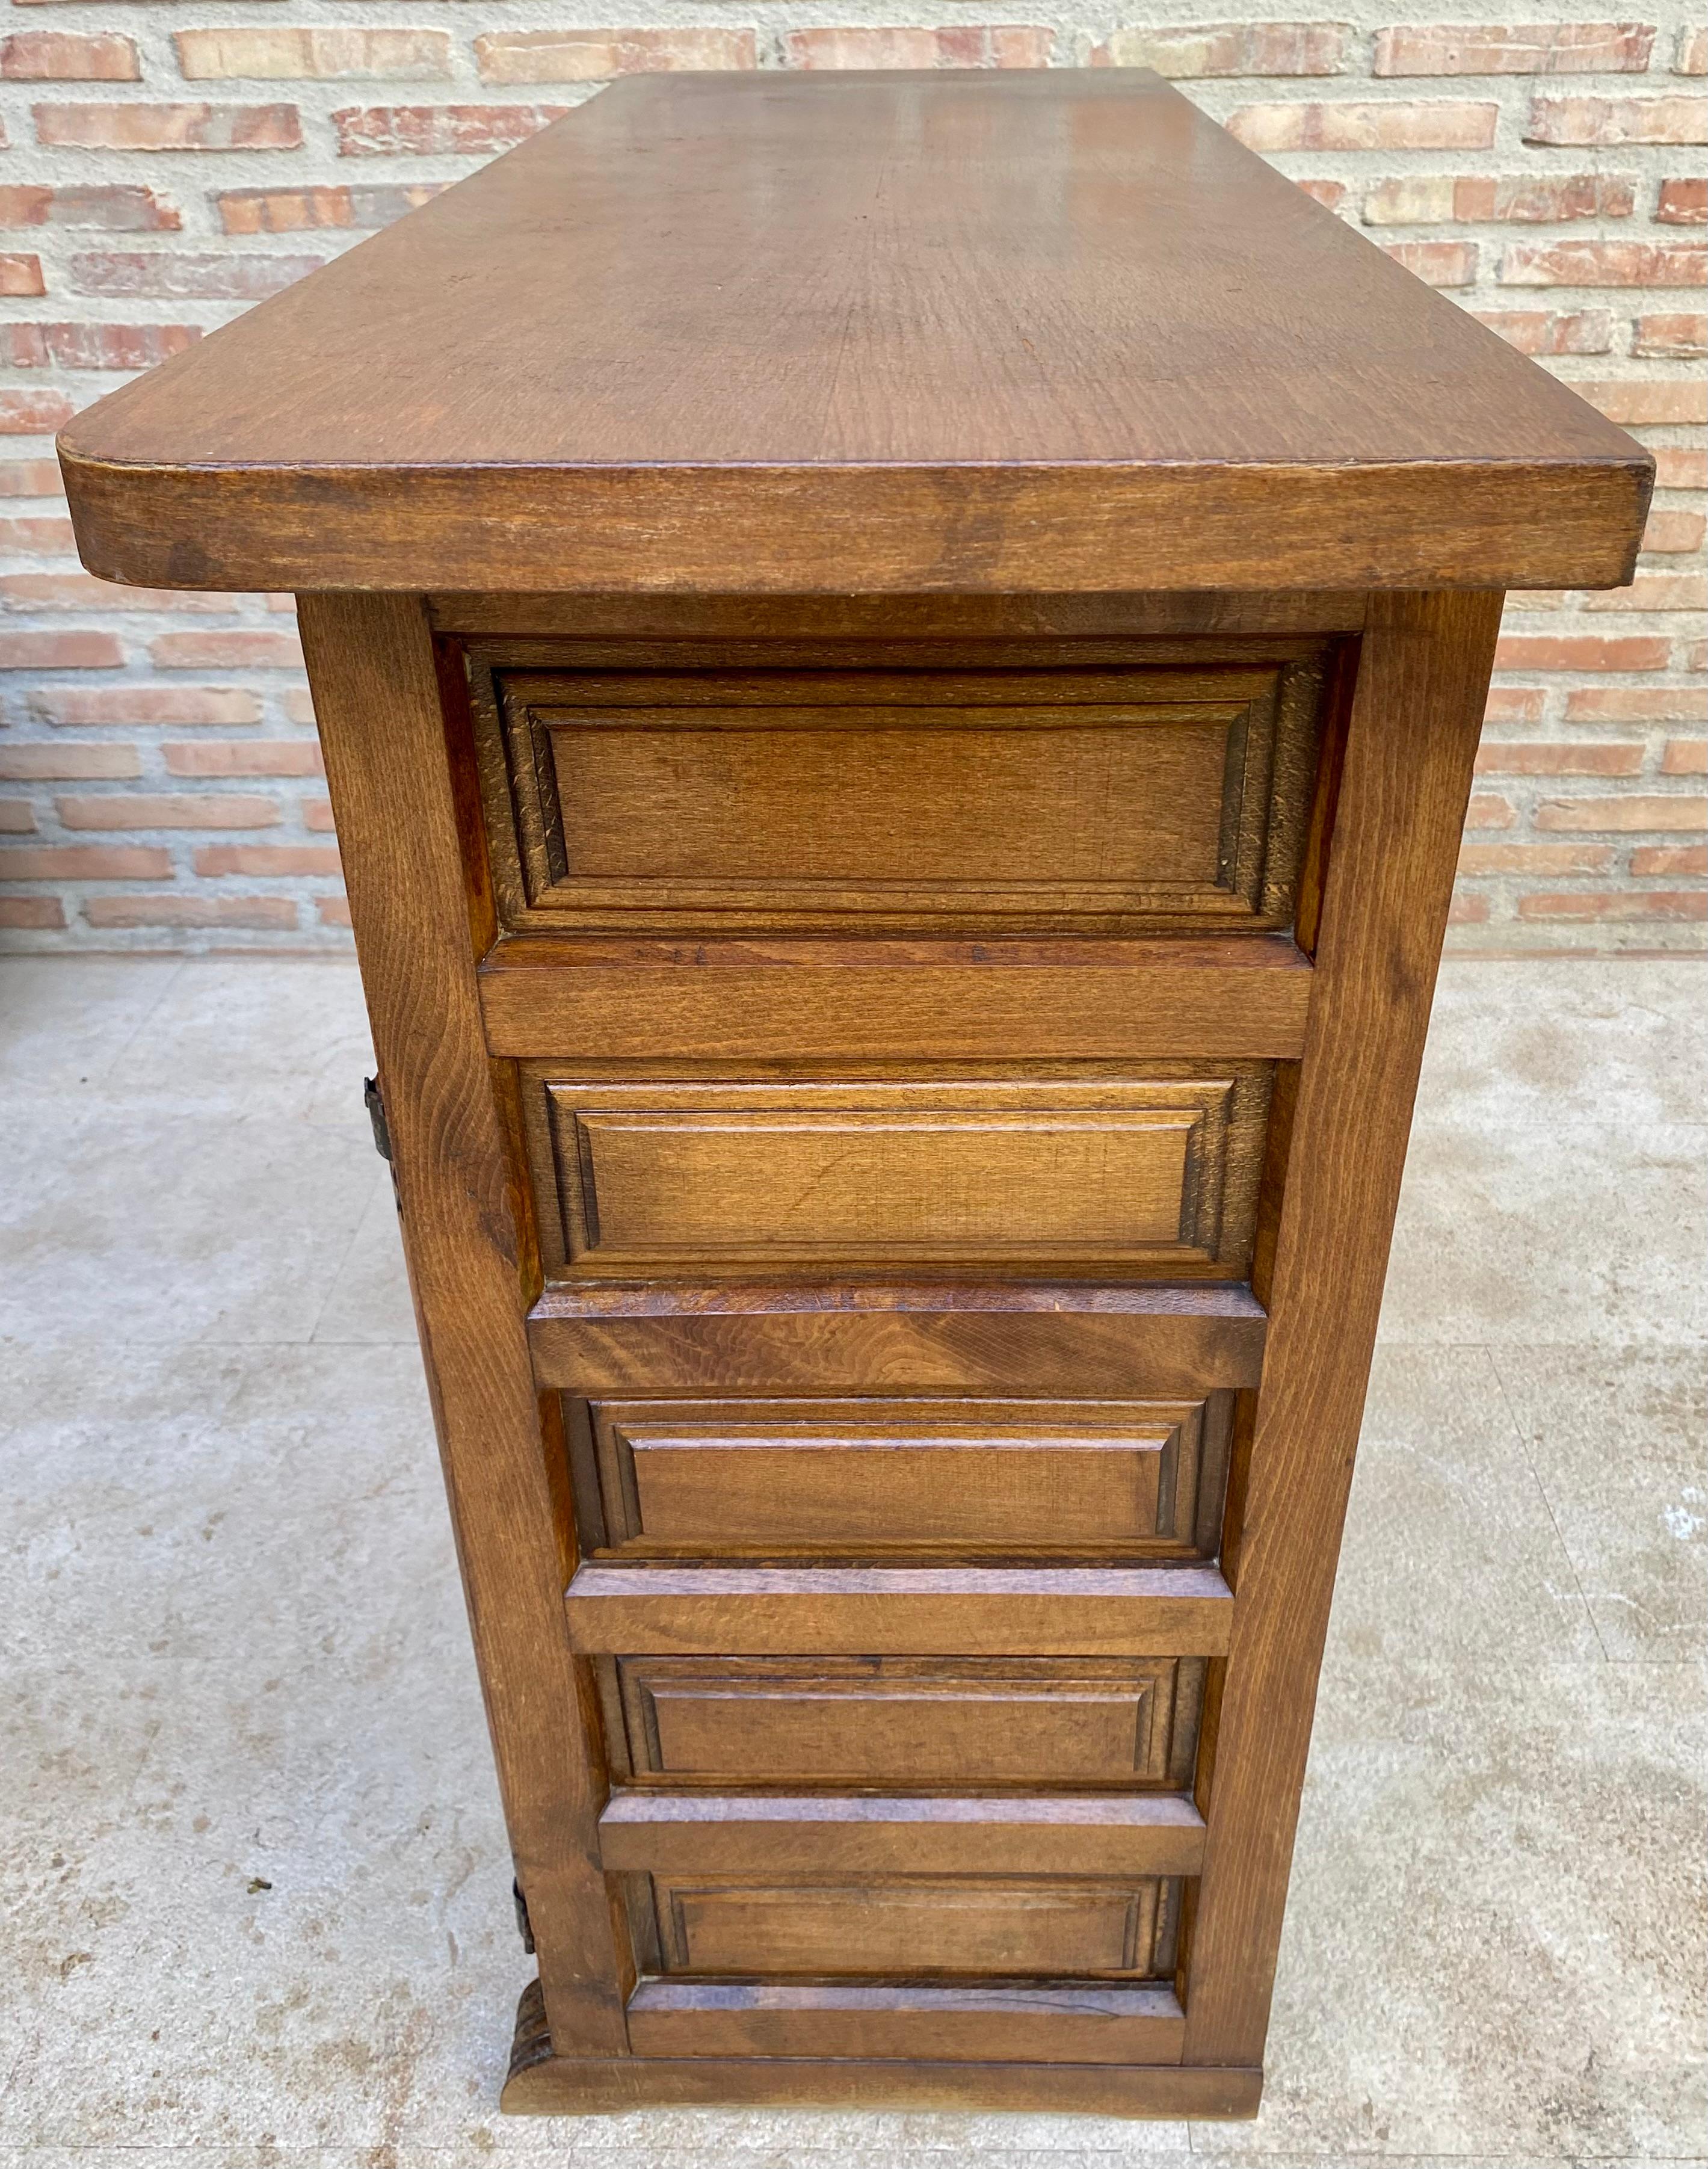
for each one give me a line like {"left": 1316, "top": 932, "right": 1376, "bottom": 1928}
{"left": 58, "top": 71, "right": 1648, "bottom": 593}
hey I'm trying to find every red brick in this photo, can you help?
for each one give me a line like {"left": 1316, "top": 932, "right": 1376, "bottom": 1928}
{"left": 1584, "top": 572, "right": 1708, "bottom": 610}
{"left": 35, "top": 102, "right": 301, "bottom": 152}
{"left": 0, "top": 30, "right": 137, "bottom": 79}
{"left": 1526, "top": 95, "right": 1708, "bottom": 144}
{"left": 1535, "top": 793, "right": 1708, "bottom": 831}
{"left": 1571, "top": 377, "right": 1707, "bottom": 423}
{"left": 1689, "top": 640, "right": 1708, "bottom": 672}
{"left": 0, "top": 572, "right": 229, "bottom": 610}
{"left": 316, "top": 895, "right": 352, "bottom": 928}
{"left": 1375, "top": 23, "right": 1655, "bottom": 74}
{"left": 1464, "top": 792, "right": 1515, "bottom": 828}
{"left": 1634, "top": 311, "right": 1708, "bottom": 356}
{"left": 283, "top": 687, "right": 316, "bottom": 726}
{"left": 1458, "top": 842, "right": 1614, "bottom": 873}
{"left": 57, "top": 792, "right": 281, "bottom": 830}
{"left": 1662, "top": 738, "right": 1708, "bottom": 773}
{"left": 477, "top": 28, "right": 757, "bottom": 82}
{"left": 1677, "top": 26, "right": 1708, "bottom": 73}
{"left": 1362, "top": 172, "right": 1635, "bottom": 223}
{"left": 1567, "top": 688, "right": 1706, "bottom": 721}
{"left": 0, "top": 321, "right": 200, "bottom": 369}
{"left": 1484, "top": 686, "right": 1547, "bottom": 721}
{"left": 1494, "top": 634, "right": 1670, "bottom": 670}
{"left": 0, "top": 800, "right": 38, "bottom": 833}
{"left": 149, "top": 631, "right": 304, "bottom": 670}
{"left": 1472, "top": 307, "right": 1613, "bottom": 353}
{"left": 215, "top": 182, "right": 445, "bottom": 235}
{"left": 84, "top": 893, "right": 299, "bottom": 930}
{"left": 194, "top": 842, "right": 341, "bottom": 877}
{"left": 0, "top": 254, "right": 44, "bottom": 296}
{"left": 1632, "top": 844, "right": 1708, "bottom": 874}
{"left": 1230, "top": 99, "right": 1498, "bottom": 150}
{"left": 302, "top": 798, "right": 336, "bottom": 832}
{"left": 1518, "top": 889, "right": 1707, "bottom": 920}
{"left": 0, "top": 517, "right": 73, "bottom": 552}
{"left": 1657, "top": 177, "right": 1707, "bottom": 223}
{"left": 0, "top": 389, "right": 73, "bottom": 434}
{"left": 785, "top": 27, "right": 1054, "bottom": 69}
{"left": 176, "top": 27, "right": 452, "bottom": 81}
{"left": 1383, "top": 239, "right": 1478, "bottom": 285}
{"left": 69, "top": 251, "right": 325, "bottom": 300}
{"left": 331, "top": 105, "right": 566, "bottom": 158}
{"left": 1653, "top": 447, "right": 1707, "bottom": 488}
{"left": 0, "top": 742, "right": 140, "bottom": 778}
{"left": 1474, "top": 741, "right": 1644, "bottom": 775}
{"left": 0, "top": 184, "right": 180, "bottom": 232}
{"left": 1500, "top": 240, "right": 1707, "bottom": 286}
{"left": 31, "top": 686, "right": 262, "bottom": 727}
{"left": 0, "top": 630, "right": 120, "bottom": 668}
{"left": 1643, "top": 507, "right": 1706, "bottom": 551}
{"left": 1445, "top": 893, "right": 1490, "bottom": 924}
{"left": 0, "top": 844, "right": 169, "bottom": 880}
{"left": 1091, "top": 23, "right": 1350, "bottom": 74}
{"left": 1295, "top": 179, "right": 1347, "bottom": 210}
{"left": 0, "top": 895, "right": 65, "bottom": 928}
{"left": 163, "top": 739, "right": 322, "bottom": 777}
{"left": 0, "top": 458, "right": 64, "bottom": 495}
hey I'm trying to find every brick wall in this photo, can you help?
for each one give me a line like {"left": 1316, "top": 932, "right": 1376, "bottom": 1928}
{"left": 0, "top": 7, "right": 1701, "bottom": 952}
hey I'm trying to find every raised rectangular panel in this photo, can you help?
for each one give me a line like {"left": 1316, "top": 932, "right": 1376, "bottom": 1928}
{"left": 608, "top": 1656, "right": 1206, "bottom": 1786}
{"left": 579, "top": 1395, "right": 1232, "bottom": 1558}
{"left": 528, "top": 1073, "right": 1272, "bottom": 1279}
{"left": 474, "top": 652, "right": 1330, "bottom": 937}
{"left": 641, "top": 1874, "right": 1182, "bottom": 1979}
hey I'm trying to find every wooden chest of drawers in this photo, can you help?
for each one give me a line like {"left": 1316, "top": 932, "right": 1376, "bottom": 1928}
{"left": 60, "top": 69, "right": 1647, "bottom": 2121}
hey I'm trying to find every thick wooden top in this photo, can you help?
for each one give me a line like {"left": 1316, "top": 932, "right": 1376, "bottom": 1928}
{"left": 60, "top": 70, "right": 1648, "bottom": 596}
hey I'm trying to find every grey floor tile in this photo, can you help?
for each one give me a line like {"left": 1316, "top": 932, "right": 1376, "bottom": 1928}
{"left": 0, "top": 955, "right": 183, "bottom": 1100}
{"left": 310, "top": 1163, "right": 418, "bottom": 1345}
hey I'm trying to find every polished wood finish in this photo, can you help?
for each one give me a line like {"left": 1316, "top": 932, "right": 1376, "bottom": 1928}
{"left": 62, "top": 67, "right": 1647, "bottom": 2125}
{"left": 480, "top": 933, "right": 1315, "bottom": 1064}
{"left": 564, "top": 1564, "right": 1234, "bottom": 1658}
{"left": 59, "top": 74, "right": 1647, "bottom": 594}
{"left": 596, "top": 1792, "right": 1208, "bottom": 1877}
{"left": 480, "top": 652, "right": 1325, "bottom": 935}
{"left": 528, "top": 1280, "right": 1268, "bottom": 1397}
{"left": 600, "top": 1656, "right": 1205, "bottom": 1787}
{"left": 575, "top": 1395, "right": 1231, "bottom": 1560}
{"left": 525, "top": 1072, "right": 1271, "bottom": 1280}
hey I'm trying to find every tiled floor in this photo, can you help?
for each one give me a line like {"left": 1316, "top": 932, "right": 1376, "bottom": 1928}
{"left": 1, "top": 954, "right": 1703, "bottom": 2169}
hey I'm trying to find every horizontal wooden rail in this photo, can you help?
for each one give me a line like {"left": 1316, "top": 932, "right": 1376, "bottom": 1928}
{"left": 598, "top": 1790, "right": 1208, "bottom": 1877}
{"left": 564, "top": 1563, "right": 1234, "bottom": 1656}
{"left": 479, "top": 934, "right": 1313, "bottom": 1063}
{"left": 529, "top": 1280, "right": 1266, "bottom": 1397}
{"left": 624, "top": 1979, "right": 1187, "bottom": 2066}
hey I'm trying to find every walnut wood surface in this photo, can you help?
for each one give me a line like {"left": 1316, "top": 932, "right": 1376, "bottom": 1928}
{"left": 1180, "top": 590, "right": 1505, "bottom": 2065}
{"left": 623, "top": 1978, "right": 1188, "bottom": 2064}
{"left": 294, "top": 593, "right": 629, "bottom": 2054}
{"left": 563, "top": 1563, "right": 1233, "bottom": 1656}
{"left": 60, "top": 73, "right": 1647, "bottom": 593}
{"left": 596, "top": 1791, "right": 1208, "bottom": 1877}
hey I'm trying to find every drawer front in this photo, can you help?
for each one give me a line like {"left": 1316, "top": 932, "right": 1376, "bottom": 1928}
{"left": 605, "top": 1656, "right": 1206, "bottom": 1786}
{"left": 476, "top": 653, "right": 1328, "bottom": 935}
{"left": 576, "top": 1395, "right": 1233, "bottom": 1559}
{"left": 526, "top": 1071, "right": 1271, "bottom": 1278}
{"left": 634, "top": 1872, "right": 1182, "bottom": 1979}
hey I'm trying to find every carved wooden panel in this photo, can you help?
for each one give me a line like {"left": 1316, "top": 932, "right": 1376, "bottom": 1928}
{"left": 469, "top": 641, "right": 1330, "bottom": 936}
{"left": 572, "top": 1395, "right": 1233, "bottom": 1560}
{"left": 603, "top": 1655, "right": 1206, "bottom": 1786}
{"left": 633, "top": 1873, "right": 1183, "bottom": 1979}
{"left": 525, "top": 1070, "right": 1272, "bottom": 1279}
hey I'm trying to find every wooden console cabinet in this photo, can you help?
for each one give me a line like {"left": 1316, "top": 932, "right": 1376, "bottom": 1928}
{"left": 60, "top": 70, "right": 1648, "bottom": 2120}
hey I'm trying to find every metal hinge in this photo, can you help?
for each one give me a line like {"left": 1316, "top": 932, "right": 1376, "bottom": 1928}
{"left": 513, "top": 1877, "right": 535, "bottom": 1955}
{"left": 363, "top": 1075, "right": 391, "bottom": 1162}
